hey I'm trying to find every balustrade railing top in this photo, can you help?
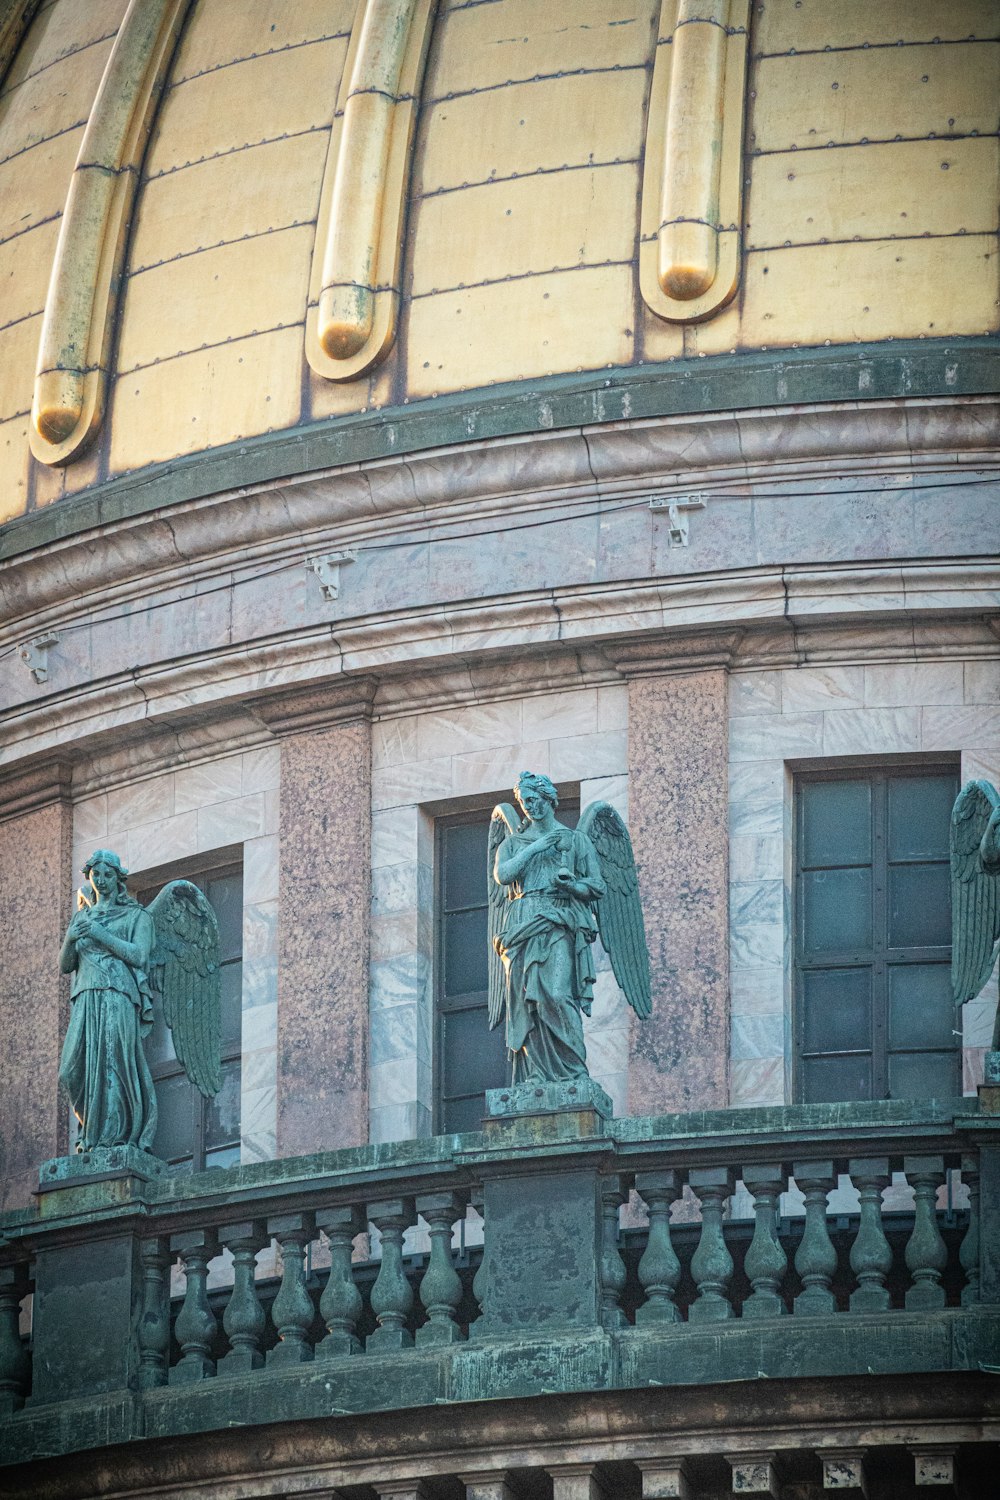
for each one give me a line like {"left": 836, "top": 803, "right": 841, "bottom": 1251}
{"left": 1, "top": 1097, "right": 997, "bottom": 1472}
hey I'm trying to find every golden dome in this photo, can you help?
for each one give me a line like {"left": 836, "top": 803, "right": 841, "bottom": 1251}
{"left": 0, "top": 0, "right": 997, "bottom": 525}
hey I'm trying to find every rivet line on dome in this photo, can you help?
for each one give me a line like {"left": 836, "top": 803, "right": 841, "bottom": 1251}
{"left": 127, "top": 220, "right": 318, "bottom": 280}
{"left": 114, "top": 321, "right": 305, "bottom": 381}
{"left": 415, "top": 156, "right": 640, "bottom": 201}
{"left": 0, "top": 210, "right": 62, "bottom": 251}
{"left": 408, "top": 258, "right": 634, "bottom": 302}
{"left": 748, "top": 229, "right": 994, "bottom": 253}
{"left": 753, "top": 35, "right": 993, "bottom": 62}
{"left": 749, "top": 130, "right": 994, "bottom": 157}
{"left": 166, "top": 30, "right": 353, "bottom": 90}
{"left": 0, "top": 118, "right": 86, "bottom": 171}
{"left": 0, "top": 307, "right": 42, "bottom": 338}
{"left": 423, "top": 62, "right": 650, "bottom": 107}
{"left": 144, "top": 124, "right": 330, "bottom": 182}
{"left": 0, "top": 28, "right": 119, "bottom": 102}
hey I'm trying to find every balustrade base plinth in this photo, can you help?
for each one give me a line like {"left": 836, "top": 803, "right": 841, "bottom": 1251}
{"left": 266, "top": 1341, "right": 314, "bottom": 1368}
{"left": 416, "top": 1320, "right": 464, "bottom": 1347}
{"left": 216, "top": 1347, "right": 264, "bottom": 1377}
{"left": 315, "top": 1332, "right": 362, "bottom": 1359}
{"left": 367, "top": 1327, "right": 414, "bottom": 1353}
{"left": 169, "top": 1355, "right": 215, "bottom": 1384}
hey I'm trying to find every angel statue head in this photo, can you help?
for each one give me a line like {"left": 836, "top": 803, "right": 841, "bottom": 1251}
{"left": 514, "top": 770, "right": 559, "bottom": 820}
{"left": 82, "top": 849, "right": 132, "bottom": 903}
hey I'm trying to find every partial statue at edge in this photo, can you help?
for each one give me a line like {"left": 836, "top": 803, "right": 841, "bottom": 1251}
{"left": 59, "top": 849, "right": 223, "bottom": 1155}
{"left": 951, "top": 781, "right": 1000, "bottom": 1059}
{"left": 488, "top": 771, "right": 651, "bottom": 1087}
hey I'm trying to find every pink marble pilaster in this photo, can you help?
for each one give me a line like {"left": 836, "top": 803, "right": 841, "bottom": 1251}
{"left": 263, "top": 681, "right": 376, "bottom": 1156}
{"left": 614, "top": 638, "right": 736, "bottom": 1115}
{"left": 0, "top": 761, "right": 73, "bottom": 1209}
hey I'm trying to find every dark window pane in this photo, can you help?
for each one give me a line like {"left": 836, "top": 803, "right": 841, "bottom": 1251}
{"left": 888, "top": 774, "right": 956, "bottom": 862}
{"left": 444, "top": 906, "right": 488, "bottom": 998}
{"left": 802, "top": 968, "right": 872, "bottom": 1054}
{"left": 204, "top": 871, "right": 243, "bottom": 962}
{"left": 205, "top": 1061, "right": 241, "bottom": 1150}
{"left": 442, "top": 1093, "right": 491, "bottom": 1134}
{"left": 442, "top": 1005, "right": 509, "bottom": 1098}
{"left": 152, "top": 1072, "right": 194, "bottom": 1163}
{"left": 801, "top": 868, "right": 872, "bottom": 954}
{"left": 888, "top": 964, "right": 954, "bottom": 1050}
{"left": 888, "top": 1050, "right": 958, "bottom": 1100}
{"left": 445, "top": 821, "right": 490, "bottom": 912}
{"left": 220, "top": 961, "right": 242, "bottom": 1051}
{"left": 888, "top": 863, "right": 950, "bottom": 948}
{"left": 801, "top": 780, "right": 871, "bottom": 868}
{"left": 802, "top": 1053, "right": 872, "bottom": 1103}
{"left": 204, "top": 1144, "right": 241, "bottom": 1170}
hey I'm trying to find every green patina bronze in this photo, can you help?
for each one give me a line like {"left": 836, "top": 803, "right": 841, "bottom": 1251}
{"left": 950, "top": 780, "right": 1000, "bottom": 1068}
{"left": 487, "top": 772, "right": 650, "bottom": 1089}
{"left": 57, "top": 851, "right": 223, "bottom": 1154}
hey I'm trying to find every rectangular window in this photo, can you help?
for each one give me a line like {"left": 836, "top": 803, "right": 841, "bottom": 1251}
{"left": 435, "top": 800, "right": 578, "bottom": 1132}
{"left": 140, "top": 862, "right": 243, "bottom": 1172}
{"left": 794, "top": 765, "right": 959, "bottom": 1104}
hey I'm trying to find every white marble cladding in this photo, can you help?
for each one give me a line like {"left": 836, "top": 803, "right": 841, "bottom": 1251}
{"left": 369, "top": 685, "right": 630, "bottom": 1142}
{"left": 72, "top": 745, "right": 281, "bottom": 1163}
{"left": 728, "top": 658, "right": 1000, "bottom": 1108}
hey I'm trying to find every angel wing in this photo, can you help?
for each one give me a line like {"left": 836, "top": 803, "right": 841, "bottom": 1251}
{"left": 579, "top": 801, "right": 652, "bottom": 1020}
{"left": 487, "top": 802, "right": 522, "bottom": 1031}
{"left": 147, "top": 880, "right": 222, "bottom": 1098}
{"left": 950, "top": 779, "right": 1000, "bottom": 1007}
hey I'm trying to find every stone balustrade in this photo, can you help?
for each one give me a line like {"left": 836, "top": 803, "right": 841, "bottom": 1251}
{"left": 0, "top": 1097, "right": 996, "bottom": 1472}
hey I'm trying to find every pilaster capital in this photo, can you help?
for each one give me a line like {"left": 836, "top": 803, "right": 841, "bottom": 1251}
{"left": 254, "top": 675, "right": 378, "bottom": 736}
{"left": 604, "top": 629, "right": 743, "bottom": 679}
{"left": 0, "top": 756, "right": 73, "bottom": 824}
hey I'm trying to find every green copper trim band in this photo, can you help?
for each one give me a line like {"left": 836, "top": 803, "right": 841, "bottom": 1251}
{"left": 3, "top": 337, "right": 997, "bottom": 561}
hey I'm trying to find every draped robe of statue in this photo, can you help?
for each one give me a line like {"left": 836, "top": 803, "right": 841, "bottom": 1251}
{"left": 494, "top": 824, "right": 606, "bottom": 1082}
{"left": 58, "top": 896, "right": 158, "bottom": 1151}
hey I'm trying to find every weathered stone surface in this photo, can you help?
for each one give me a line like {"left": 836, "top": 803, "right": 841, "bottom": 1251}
{"left": 275, "top": 709, "right": 372, "bottom": 1154}
{"left": 625, "top": 667, "right": 730, "bottom": 1113}
{"left": 0, "top": 791, "right": 72, "bottom": 1211}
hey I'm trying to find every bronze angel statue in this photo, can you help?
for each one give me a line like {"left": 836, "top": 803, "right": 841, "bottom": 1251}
{"left": 487, "top": 771, "right": 651, "bottom": 1085}
{"left": 951, "top": 781, "right": 1000, "bottom": 1053}
{"left": 58, "top": 849, "right": 222, "bottom": 1154}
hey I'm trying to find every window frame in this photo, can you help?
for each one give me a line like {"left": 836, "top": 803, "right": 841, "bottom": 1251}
{"left": 791, "top": 758, "right": 960, "bottom": 1105}
{"left": 134, "top": 855, "right": 243, "bottom": 1172}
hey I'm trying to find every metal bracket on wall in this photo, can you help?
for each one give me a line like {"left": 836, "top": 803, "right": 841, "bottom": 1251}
{"left": 649, "top": 494, "right": 706, "bottom": 546}
{"left": 18, "top": 630, "right": 60, "bottom": 684}
{"left": 306, "top": 549, "right": 359, "bottom": 600}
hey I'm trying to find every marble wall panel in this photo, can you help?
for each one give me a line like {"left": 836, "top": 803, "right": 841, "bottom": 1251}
{"left": 277, "top": 718, "right": 371, "bottom": 1155}
{"left": 0, "top": 795, "right": 73, "bottom": 1210}
{"left": 626, "top": 669, "right": 730, "bottom": 1114}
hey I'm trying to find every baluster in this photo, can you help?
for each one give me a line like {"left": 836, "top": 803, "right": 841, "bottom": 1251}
{"left": 316, "top": 1204, "right": 364, "bottom": 1357}
{"left": 0, "top": 1263, "right": 31, "bottom": 1414}
{"left": 688, "top": 1167, "right": 735, "bottom": 1322}
{"left": 792, "top": 1160, "right": 837, "bottom": 1315}
{"left": 416, "top": 1191, "right": 465, "bottom": 1345}
{"left": 267, "top": 1212, "right": 317, "bottom": 1365}
{"left": 597, "top": 1176, "right": 628, "bottom": 1331}
{"left": 218, "top": 1219, "right": 266, "bottom": 1375}
{"left": 959, "top": 1153, "right": 980, "bottom": 1307}
{"left": 903, "top": 1156, "right": 947, "bottom": 1311}
{"left": 169, "top": 1229, "right": 219, "bottom": 1383}
{"left": 847, "top": 1158, "right": 891, "bottom": 1313}
{"left": 635, "top": 1170, "right": 681, "bottom": 1325}
{"left": 367, "top": 1197, "right": 415, "bottom": 1352}
{"left": 470, "top": 1188, "right": 487, "bottom": 1334}
{"left": 137, "top": 1236, "right": 170, "bottom": 1389}
{"left": 741, "top": 1165, "right": 788, "bottom": 1319}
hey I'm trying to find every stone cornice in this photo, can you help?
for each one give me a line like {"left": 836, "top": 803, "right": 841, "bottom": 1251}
{"left": 254, "top": 676, "right": 378, "bottom": 737}
{"left": 1, "top": 392, "right": 997, "bottom": 644}
{"left": 0, "top": 562, "right": 996, "bottom": 793}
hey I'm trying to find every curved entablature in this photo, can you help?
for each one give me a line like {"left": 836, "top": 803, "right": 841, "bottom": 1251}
{"left": 28, "top": 0, "right": 190, "bottom": 466}
{"left": 306, "top": 0, "right": 436, "bottom": 381}
{"left": 640, "top": 0, "right": 750, "bottom": 322}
